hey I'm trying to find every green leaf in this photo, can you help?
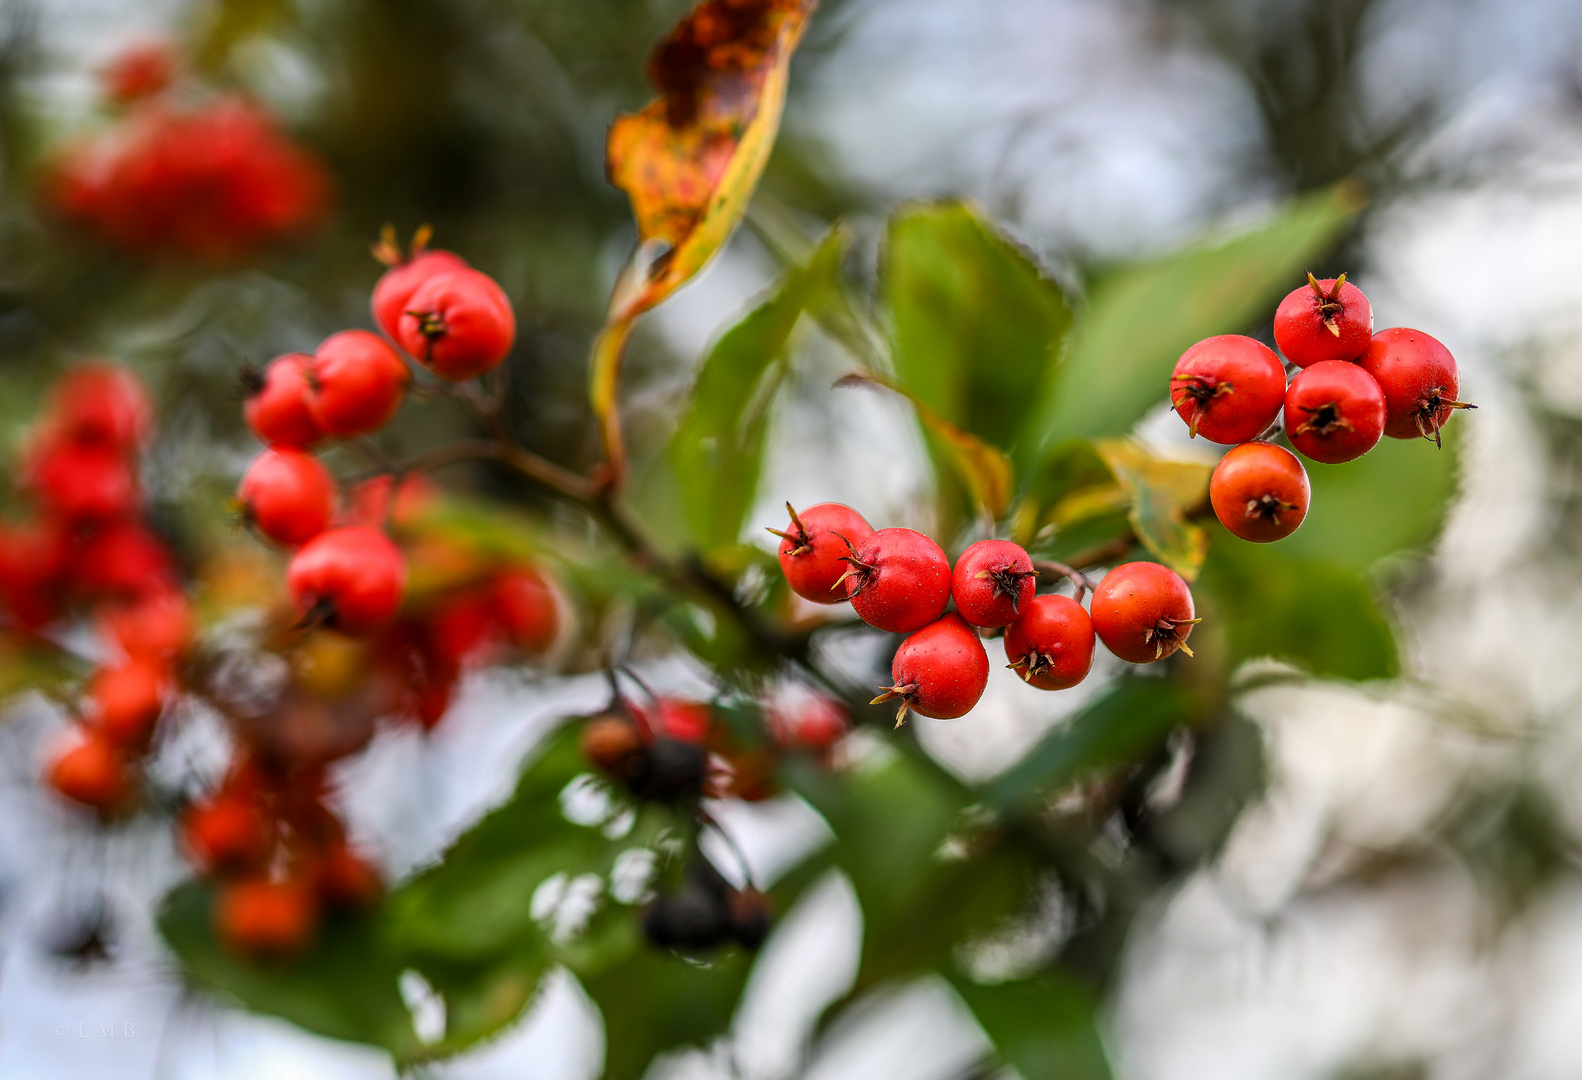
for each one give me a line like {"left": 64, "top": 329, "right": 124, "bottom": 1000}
{"left": 1027, "top": 183, "right": 1364, "bottom": 455}
{"left": 670, "top": 228, "right": 847, "bottom": 551}
{"left": 1198, "top": 532, "right": 1397, "bottom": 680}
{"left": 884, "top": 199, "right": 1074, "bottom": 464}
{"left": 985, "top": 679, "right": 1198, "bottom": 813}
{"left": 835, "top": 372, "right": 1014, "bottom": 519}
{"left": 1094, "top": 439, "right": 1211, "bottom": 581}
{"left": 1278, "top": 430, "right": 1459, "bottom": 571}
{"left": 950, "top": 974, "right": 1113, "bottom": 1080}
{"left": 158, "top": 884, "right": 423, "bottom": 1061}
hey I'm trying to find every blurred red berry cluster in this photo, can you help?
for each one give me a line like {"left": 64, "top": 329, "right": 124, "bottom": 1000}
{"left": 43, "top": 43, "right": 330, "bottom": 262}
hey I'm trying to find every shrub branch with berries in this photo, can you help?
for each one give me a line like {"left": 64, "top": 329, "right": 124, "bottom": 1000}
{"left": 0, "top": 7, "right": 1469, "bottom": 1080}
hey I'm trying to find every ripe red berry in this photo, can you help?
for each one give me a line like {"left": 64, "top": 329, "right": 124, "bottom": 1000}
{"left": 316, "top": 839, "right": 383, "bottom": 909}
{"left": 397, "top": 268, "right": 516, "bottom": 381}
{"left": 770, "top": 502, "right": 874, "bottom": 604}
{"left": 86, "top": 660, "right": 169, "bottom": 749}
{"left": 304, "top": 330, "right": 409, "bottom": 438}
{"left": 47, "top": 729, "right": 133, "bottom": 810}
{"left": 243, "top": 353, "right": 322, "bottom": 448}
{"left": 0, "top": 519, "right": 70, "bottom": 628}
{"left": 1170, "top": 335, "right": 1287, "bottom": 443}
{"left": 1209, "top": 442, "right": 1310, "bottom": 543}
{"left": 26, "top": 438, "right": 138, "bottom": 522}
{"left": 343, "top": 473, "right": 435, "bottom": 528}
{"left": 768, "top": 695, "right": 848, "bottom": 751}
{"left": 100, "top": 41, "right": 178, "bottom": 104}
{"left": 1091, "top": 561, "right": 1198, "bottom": 664}
{"left": 70, "top": 520, "right": 176, "bottom": 599}
{"left": 1273, "top": 273, "right": 1373, "bottom": 367}
{"left": 840, "top": 527, "right": 952, "bottom": 634}
{"left": 492, "top": 566, "right": 559, "bottom": 653}
{"left": 951, "top": 539, "right": 1036, "bottom": 628}
{"left": 238, "top": 448, "right": 337, "bottom": 547}
{"left": 1282, "top": 360, "right": 1386, "bottom": 464}
{"left": 98, "top": 584, "right": 193, "bottom": 661}
{"left": 215, "top": 877, "right": 319, "bottom": 957}
{"left": 872, "top": 613, "right": 989, "bottom": 724}
{"left": 371, "top": 248, "right": 468, "bottom": 341}
{"left": 633, "top": 699, "right": 713, "bottom": 744}
{"left": 181, "top": 793, "right": 270, "bottom": 874}
{"left": 50, "top": 364, "right": 153, "bottom": 450}
{"left": 287, "top": 526, "right": 407, "bottom": 634}
{"left": 1356, "top": 327, "right": 1474, "bottom": 446}
{"left": 1003, "top": 594, "right": 1095, "bottom": 690}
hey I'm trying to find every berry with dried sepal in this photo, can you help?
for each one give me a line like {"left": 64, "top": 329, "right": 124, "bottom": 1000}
{"left": 770, "top": 502, "right": 874, "bottom": 604}
{"left": 873, "top": 613, "right": 990, "bottom": 725}
{"left": 215, "top": 877, "right": 318, "bottom": 958}
{"left": 839, "top": 528, "right": 952, "bottom": 634}
{"left": 287, "top": 526, "right": 407, "bottom": 634}
{"left": 1356, "top": 327, "right": 1475, "bottom": 446}
{"left": 1283, "top": 360, "right": 1386, "bottom": 464}
{"left": 951, "top": 539, "right": 1037, "bottom": 628}
{"left": 371, "top": 236, "right": 469, "bottom": 341}
{"left": 243, "top": 353, "right": 322, "bottom": 448}
{"left": 1090, "top": 561, "right": 1199, "bottom": 664}
{"left": 1170, "top": 335, "right": 1287, "bottom": 443}
{"left": 304, "top": 330, "right": 409, "bottom": 438}
{"left": 238, "top": 448, "right": 337, "bottom": 547}
{"left": 1209, "top": 442, "right": 1310, "bottom": 543}
{"left": 1273, "top": 273, "right": 1373, "bottom": 367}
{"left": 397, "top": 268, "right": 516, "bottom": 381}
{"left": 1003, "top": 594, "right": 1095, "bottom": 690}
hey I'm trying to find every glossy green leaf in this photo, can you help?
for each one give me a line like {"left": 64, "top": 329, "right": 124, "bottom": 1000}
{"left": 1026, "top": 183, "right": 1364, "bottom": 455}
{"left": 884, "top": 199, "right": 1073, "bottom": 462}
{"left": 670, "top": 228, "right": 847, "bottom": 551}
{"left": 579, "top": 948, "right": 753, "bottom": 1080}
{"left": 1095, "top": 439, "right": 1212, "bottom": 581}
{"left": 950, "top": 974, "right": 1113, "bottom": 1080}
{"left": 1198, "top": 531, "right": 1397, "bottom": 680}
{"left": 986, "top": 679, "right": 1198, "bottom": 813}
{"left": 1279, "top": 430, "right": 1459, "bottom": 570}
{"left": 158, "top": 884, "right": 423, "bottom": 1061}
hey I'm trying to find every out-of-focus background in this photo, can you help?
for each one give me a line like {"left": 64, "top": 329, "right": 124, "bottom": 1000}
{"left": 8, "top": 0, "right": 1582, "bottom": 1077}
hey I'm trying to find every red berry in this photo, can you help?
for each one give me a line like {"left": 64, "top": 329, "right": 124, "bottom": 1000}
{"left": 0, "top": 519, "right": 70, "bottom": 628}
{"left": 47, "top": 728, "right": 133, "bottom": 810}
{"left": 426, "top": 590, "right": 497, "bottom": 670}
{"left": 243, "top": 353, "right": 322, "bottom": 448}
{"left": 492, "top": 566, "right": 559, "bottom": 653}
{"left": 1170, "top": 335, "right": 1287, "bottom": 443}
{"left": 70, "top": 520, "right": 176, "bottom": 599}
{"left": 841, "top": 527, "right": 952, "bottom": 634}
{"left": 100, "top": 41, "right": 178, "bottom": 103}
{"left": 1356, "top": 327, "right": 1474, "bottom": 445}
{"left": 1209, "top": 442, "right": 1310, "bottom": 543}
{"left": 316, "top": 838, "right": 383, "bottom": 909}
{"left": 768, "top": 696, "right": 848, "bottom": 751}
{"left": 1091, "top": 561, "right": 1198, "bottom": 664}
{"left": 633, "top": 699, "right": 713, "bottom": 744}
{"left": 238, "top": 448, "right": 337, "bottom": 547}
{"left": 181, "top": 793, "right": 270, "bottom": 874}
{"left": 26, "top": 437, "right": 138, "bottom": 522}
{"left": 873, "top": 613, "right": 989, "bottom": 723}
{"left": 371, "top": 249, "right": 468, "bottom": 340}
{"left": 287, "top": 526, "right": 407, "bottom": 634}
{"left": 50, "top": 364, "right": 153, "bottom": 450}
{"left": 215, "top": 877, "right": 318, "bottom": 957}
{"left": 396, "top": 268, "right": 516, "bottom": 380}
{"left": 97, "top": 584, "right": 194, "bottom": 661}
{"left": 86, "top": 660, "right": 169, "bottom": 749}
{"left": 771, "top": 502, "right": 874, "bottom": 605}
{"left": 951, "top": 539, "right": 1036, "bottom": 628}
{"left": 1003, "top": 594, "right": 1095, "bottom": 690}
{"left": 342, "top": 473, "right": 435, "bottom": 528}
{"left": 1283, "top": 360, "right": 1386, "bottom": 464}
{"left": 1273, "top": 273, "right": 1373, "bottom": 367}
{"left": 304, "top": 330, "right": 409, "bottom": 438}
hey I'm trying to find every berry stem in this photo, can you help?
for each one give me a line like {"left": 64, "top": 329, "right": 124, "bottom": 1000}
{"left": 1032, "top": 561, "right": 1098, "bottom": 602}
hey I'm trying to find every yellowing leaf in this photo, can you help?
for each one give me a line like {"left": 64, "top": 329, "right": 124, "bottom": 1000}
{"left": 593, "top": 0, "right": 818, "bottom": 481}
{"left": 1095, "top": 439, "right": 1211, "bottom": 581}
{"left": 835, "top": 372, "right": 1013, "bottom": 519}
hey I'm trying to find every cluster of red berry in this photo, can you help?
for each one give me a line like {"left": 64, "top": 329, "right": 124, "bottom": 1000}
{"left": 773, "top": 505, "right": 1198, "bottom": 724}
{"left": 580, "top": 691, "right": 846, "bottom": 950}
{"left": 44, "top": 43, "right": 330, "bottom": 262}
{"left": 0, "top": 366, "right": 191, "bottom": 811}
{"left": 1177, "top": 274, "right": 1474, "bottom": 544}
